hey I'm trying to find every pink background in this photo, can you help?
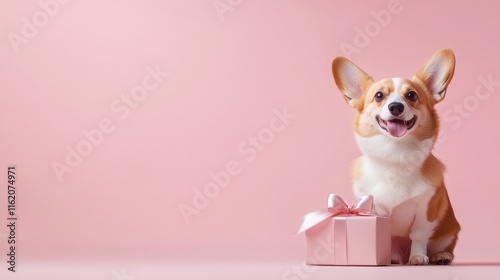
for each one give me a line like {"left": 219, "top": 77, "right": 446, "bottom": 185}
{"left": 0, "top": 0, "right": 499, "bottom": 270}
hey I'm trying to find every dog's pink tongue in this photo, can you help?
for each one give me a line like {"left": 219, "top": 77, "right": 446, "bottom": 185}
{"left": 387, "top": 120, "right": 407, "bottom": 137}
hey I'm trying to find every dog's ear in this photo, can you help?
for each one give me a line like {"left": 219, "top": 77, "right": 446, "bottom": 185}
{"left": 332, "top": 57, "right": 373, "bottom": 108}
{"left": 413, "top": 48, "right": 455, "bottom": 103}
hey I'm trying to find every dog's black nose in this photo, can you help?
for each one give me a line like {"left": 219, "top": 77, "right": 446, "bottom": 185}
{"left": 388, "top": 102, "right": 404, "bottom": 116}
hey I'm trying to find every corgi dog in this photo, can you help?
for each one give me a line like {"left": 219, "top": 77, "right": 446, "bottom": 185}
{"left": 331, "top": 49, "right": 461, "bottom": 265}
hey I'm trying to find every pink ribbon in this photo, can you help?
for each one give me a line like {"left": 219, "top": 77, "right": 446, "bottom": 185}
{"left": 296, "top": 194, "right": 373, "bottom": 234}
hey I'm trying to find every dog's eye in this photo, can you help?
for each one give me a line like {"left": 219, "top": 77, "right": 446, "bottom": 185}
{"left": 406, "top": 91, "right": 417, "bottom": 101}
{"left": 375, "top": 92, "right": 384, "bottom": 102}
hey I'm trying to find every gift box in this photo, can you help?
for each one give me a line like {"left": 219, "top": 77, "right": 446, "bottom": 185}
{"left": 297, "top": 194, "right": 391, "bottom": 266}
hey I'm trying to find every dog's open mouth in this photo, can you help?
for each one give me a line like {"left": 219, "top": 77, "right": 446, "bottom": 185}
{"left": 376, "top": 115, "right": 417, "bottom": 138}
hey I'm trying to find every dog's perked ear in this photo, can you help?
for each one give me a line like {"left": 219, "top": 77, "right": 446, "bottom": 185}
{"left": 331, "top": 57, "right": 374, "bottom": 109}
{"left": 413, "top": 48, "right": 456, "bottom": 103}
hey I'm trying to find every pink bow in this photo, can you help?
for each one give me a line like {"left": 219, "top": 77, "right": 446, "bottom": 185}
{"left": 296, "top": 194, "right": 373, "bottom": 234}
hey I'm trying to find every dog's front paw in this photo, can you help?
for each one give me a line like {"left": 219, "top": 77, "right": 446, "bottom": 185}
{"left": 430, "top": 252, "right": 453, "bottom": 265}
{"left": 409, "top": 255, "right": 429, "bottom": 265}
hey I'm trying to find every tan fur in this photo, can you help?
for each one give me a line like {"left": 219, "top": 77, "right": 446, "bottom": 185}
{"left": 414, "top": 50, "right": 456, "bottom": 103}
{"left": 351, "top": 157, "right": 363, "bottom": 181}
{"left": 421, "top": 154, "right": 446, "bottom": 187}
{"left": 427, "top": 182, "right": 461, "bottom": 257}
{"left": 424, "top": 155, "right": 461, "bottom": 248}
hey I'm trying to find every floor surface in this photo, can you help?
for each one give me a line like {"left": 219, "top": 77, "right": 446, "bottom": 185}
{"left": 1, "top": 261, "right": 499, "bottom": 280}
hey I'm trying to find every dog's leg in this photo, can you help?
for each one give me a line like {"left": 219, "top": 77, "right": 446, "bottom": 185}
{"left": 430, "top": 251, "right": 453, "bottom": 265}
{"left": 428, "top": 235, "right": 458, "bottom": 265}
{"left": 408, "top": 211, "right": 435, "bottom": 265}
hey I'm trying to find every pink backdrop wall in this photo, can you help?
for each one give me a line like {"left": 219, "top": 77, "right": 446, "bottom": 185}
{"left": 0, "top": 0, "right": 499, "bottom": 263}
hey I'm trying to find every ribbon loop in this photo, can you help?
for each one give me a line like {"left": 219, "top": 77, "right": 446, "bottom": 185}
{"left": 348, "top": 195, "right": 373, "bottom": 215}
{"left": 296, "top": 194, "right": 373, "bottom": 234}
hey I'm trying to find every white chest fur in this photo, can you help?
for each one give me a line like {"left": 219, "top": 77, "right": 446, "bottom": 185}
{"left": 353, "top": 134, "right": 437, "bottom": 237}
